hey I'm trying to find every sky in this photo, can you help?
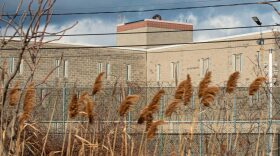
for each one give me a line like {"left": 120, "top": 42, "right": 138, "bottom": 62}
{"left": 0, "top": 0, "right": 279, "bottom": 45}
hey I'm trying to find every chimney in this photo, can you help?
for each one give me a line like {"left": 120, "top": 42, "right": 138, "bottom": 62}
{"left": 116, "top": 15, "right": 193, "bottom": 49}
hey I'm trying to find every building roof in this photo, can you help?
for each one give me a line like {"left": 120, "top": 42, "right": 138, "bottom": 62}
{"left": 147, "top": 29, "right": 276, "bottom": 51}
{"left": 117, "top": 19, "right": 193, "bottom": 32}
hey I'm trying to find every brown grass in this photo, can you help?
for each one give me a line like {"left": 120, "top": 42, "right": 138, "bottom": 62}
{"left": 138, "top": 89, "right": 165, "bottom": 124}
{"left": 145, "top": 113, "right": 153, "bottom": 131}
{"left": 201, "top": 86, "right": 219, "bottom": 107}
{"left": 92, "top": 72, "right": 105, "bottom": 95}
{"left": 248, "top": 77, "right": 266, "bottom": 96}
{"left": 85, "top": 94, "right": 94, "bottom": 124}
{"left": 174, "top": 80, "right": 187, "bottom": 99}
{"left": 226, "top": 71, "right": 240, "bottom": 94}
{"left": 19, "top": 83, "right": 35, "bottom": 128}
{"left": 183, "top": 74, "right": 192, "bottom": 105}
{"left": 118, "top": 95, "right": 140, "bottom": 117}
{"left": 68, "top": 93, "right": 79, "bottom": 118}
{"left": 78, "top": 92, "right": 89, "bottom": 114}
{"left": 79, "top": 92, "right": 95, "bottom": 123}
{"left": 9, "top": 81, "right": 20, "bottom": 106}
{"left": 164, "top": 99, "right": 181, "bottom": 117}
{"left": 198, "top": 71, "right": 212, "bottom": 98}
{"left": 147, "top": 120, "right": 164, "bottom": 139}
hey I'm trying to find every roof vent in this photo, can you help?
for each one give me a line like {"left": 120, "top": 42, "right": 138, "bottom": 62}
{"left": 152, "top": 14, "right": 162, "bottom": 20}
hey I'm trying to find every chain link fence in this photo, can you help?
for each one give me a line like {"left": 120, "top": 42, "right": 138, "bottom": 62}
{"left": 30, "top": 84, "right": 280, "bottom": 155}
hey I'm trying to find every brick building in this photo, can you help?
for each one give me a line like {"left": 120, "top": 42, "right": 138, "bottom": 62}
{"left": 2, "top": 17, "right": 279, "bottom": 155}
{"left": 0, "top": 18, "right": 278, "bottom": 88}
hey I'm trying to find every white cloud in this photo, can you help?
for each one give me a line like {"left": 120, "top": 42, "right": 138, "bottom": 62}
{"left": 175, "top": 13, "right": 198, "bottom": 25}
{"left": 46, "top": 18, "right": 116, "bottom": 45}
{"left": 192, "top": 10, "right": 279, "bottom": 41}
{"left": 195, "top": 15, "right": 244, "bottom": 41}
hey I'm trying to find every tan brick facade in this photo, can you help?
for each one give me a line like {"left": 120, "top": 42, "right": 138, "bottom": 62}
{"left": 116, "top": 19, "right": 193, "bottom": 48}
{"left": 0, "top": 20, "right": 278, "bottom": 88}
{"left": 147, "top": 31, "right": 278, "bottom": 87}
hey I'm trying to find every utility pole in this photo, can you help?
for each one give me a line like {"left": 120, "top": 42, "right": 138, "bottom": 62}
{"left": 268, "top": 48, "right": 273, "bottom": 156}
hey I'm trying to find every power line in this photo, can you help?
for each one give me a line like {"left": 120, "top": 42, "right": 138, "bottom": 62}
{"left": 2, "top": 24, "right": 277, "bottom": 37}
{"left": 10, "top": 0, "right": 243, "bottom": 14}
{"left": 1, "top": 37, "right": 276, "bottom": 51}
{"left": 0, "top": 43, "right": 274, "bottom": 58}
{"left": 2, "top": 1, "right": 279, "bottom": 16}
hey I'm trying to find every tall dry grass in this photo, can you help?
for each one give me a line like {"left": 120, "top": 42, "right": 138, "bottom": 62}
{"left": 92, "top": 72, "right": 105, "bottom": 96}
{"left": 138, "top": 89, "right": 165, "bottom": 124}
{"left": 248, "top": 77, "right": 266, "bottom": 96}
{"left": 5, "top": 70, "right": 275, "bottom": 155}
{"left": 118, "top": 95, "right": 140, "bottom": 117}
{"left": 9, "top": 81, "right": 20, "bottom": 106}
{"left": 19, "top": 83, "right": 35, "bottom": 129}
{"left": 226, "top": 71, "right": 240, "bottom": 94}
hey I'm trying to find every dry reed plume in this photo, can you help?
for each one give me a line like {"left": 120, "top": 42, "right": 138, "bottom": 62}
{"left": 226, "top": 71, "right": 240, "bottom": 93}
{"left": 79, "top": 92, "right": 95, "bottom": 123}
{"left": 198, "top": 71, "right": 212, "bottom": 98}
{"left": 164, "top": 99, "right": 181, "bottom": 117}
{"left": 174, "top": 80, "right": 187, "bottom": 99}
{"left": 248, "top": 77, "right": 266, "bottom": 96}
{"left": 118, "top": 95, "right": 140, "bottom": 117}
{"left": 9, "top": 81, "right": 20, "bottom": 106}
{"left": 68, "top": 93, "right": 79, "bottom": 118}
{"left": 145, "top": 113, "right": 153, "bottom": 131}
{"left": 19, "top": 83, "right": 35, "bottom": 128}
{"left": 201, "top": 86, "right": 219, "bottom": 107}
{"left": 147, "top": 120, "right": 164, "bottom": 139}
{"left": 78, "top": 92, "right": 89, "bottom": 114}
{"left": 138, "top": 89, "right": 165, "bottom": 124}
{"left": 183, "top": 74, "right": 192, "bottom": 105}
{"left": 85, "top": 94, "right": 94, "bottom": 124}
{"left": 86, "top": 99, "right": 94, "bottom": 124}
{"left": 92, "top": 72, "right": 105, "bottom": 95}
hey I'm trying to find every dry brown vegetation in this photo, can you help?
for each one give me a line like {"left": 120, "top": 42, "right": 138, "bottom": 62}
{"left": 226, "top": 71, "right": 240, "bottom": 94}
{"left": 0, "top": 0, "right": 276, "bottom": 155}
{"left": 249, "top": 77, "right": 266, "bottom": 96}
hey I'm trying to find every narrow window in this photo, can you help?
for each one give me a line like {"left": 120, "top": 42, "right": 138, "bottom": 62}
{"left": 55, "top": 59, "right": 60, "bottom": 78}
{"left": 233, "top": 54, "right": 242, "bottom": 72}
{"left": 176, "top": 62, "right": 179, "bottom": 80}
{"left": 9, "top": 57, "right": 14, "bottom": 73}
{"left": 126, "top": 64, "right": 131, "bottom": 81}
{"left": 170, "top": 62, "right": 176, "bottom": 79}
{"left": 41, "top": 88, "right": 47, "bottom": 102}
{"left": 156, "top": 64, "right": 161, "bottom": 81}
{"left": 256, "top": 51, "right": 260, "bottom": 67}
{"left": 97, "top": 62, "right": 103, "bottom": 74}
{"left": 63, "top": 60, "right": 69, "bottom": 78}
{"left": 19, "top": 59, "right": 23, "bottom": 75}
{"left": 200, "top": 58, "right": 210, "bottom": 76}
{"left": 203, "top": 58, "right": 209, "bottom": 74}
{"left": 106, "top": 63, "right": 110, "bottom": 80}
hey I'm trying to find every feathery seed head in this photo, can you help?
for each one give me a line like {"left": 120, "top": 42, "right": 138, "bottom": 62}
{"left": 248, "top": 77, "right": 266, "bottom": 96}
{"left": 226, "top": 71, "right": 240, "bottom": 94}
{"left": 92, "top": 72, "right": 105, "bottom": 95}
{"left": 118, "top": 95, "right": 140, "bottom": 117}
{"left": 164, "top": 99, "right": 181, "bottom": 117}
{"left": 147, "top": 120, "right": 165, "bottom": 139}
{"left": 198, "top": 71, "right": 212, "bottom": 98}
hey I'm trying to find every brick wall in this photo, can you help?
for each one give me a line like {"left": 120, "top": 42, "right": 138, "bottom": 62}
{"left": 0, "top": 42, "right": 147, "bottom": 88}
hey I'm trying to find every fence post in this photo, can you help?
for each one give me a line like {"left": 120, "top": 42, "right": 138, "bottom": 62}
{"left": 199, "top": 104, "right": 203, "bottom": 156}
{"left": 233, "top": 95, "right": 236, "bottom": 133}
{"left": 128, "top": 85, "right": 131, "bottom": 133}
{"left": 159, "top": 93, "right": 164, "bottom": 156}
{"left": 62, "top": 85, "right": 67, "bottom": 131}
{"left": 267, "top": 48, "right": 273, "bottom": 155}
